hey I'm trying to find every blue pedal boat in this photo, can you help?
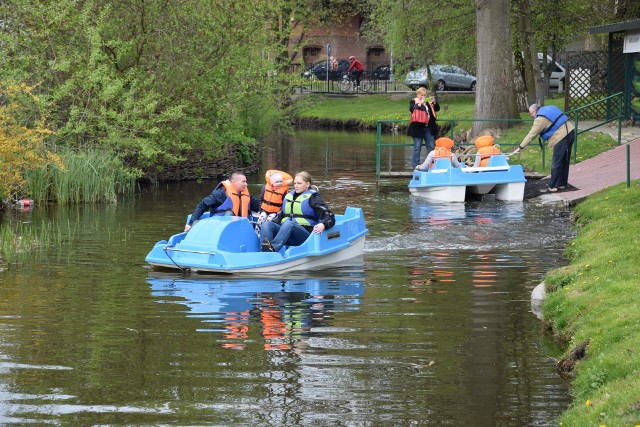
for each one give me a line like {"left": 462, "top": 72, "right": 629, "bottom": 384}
{"left": 408, "top": 154, "right": 526, "bottom": 202}
{"left": 145, "top": 207, "right": 368, "bottom": 274}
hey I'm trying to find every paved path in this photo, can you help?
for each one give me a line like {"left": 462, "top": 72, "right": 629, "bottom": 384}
{"left": 538, "top": 123, "right": 640, "bottom": 205}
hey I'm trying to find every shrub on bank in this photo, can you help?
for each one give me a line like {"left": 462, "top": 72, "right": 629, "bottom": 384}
{"left": 542, "top": 181, "right": 640, "bottom": 426}
{"left": 0, "top": 81, "right": 63, "bottom": 204}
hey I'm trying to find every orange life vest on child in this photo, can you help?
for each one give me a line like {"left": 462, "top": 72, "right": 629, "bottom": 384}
{"left": 475, "top": 135, "right": 501, "bottom": 167}
{"left": 429, "top": 137, "right": 455, "bottom": 168}
{"left": 260, "top": 169, "right": 293, "bottom": 213}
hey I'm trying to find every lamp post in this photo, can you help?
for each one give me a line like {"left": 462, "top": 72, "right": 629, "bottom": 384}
{"left": 326, "top": 44, "right": 331, "bottom": 93}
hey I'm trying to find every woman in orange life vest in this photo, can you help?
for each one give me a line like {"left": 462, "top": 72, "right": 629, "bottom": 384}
{"left": 414, "top": 137, "right": 461, "bottom": 171}
{"left": 472, "top": 135, "right": 501, "bottom": 167}
{"left": 257, "top": 170, "right": 293, "bottom": 226}
{"left": 184, "top": 171, "right": 262, "bottom": 232}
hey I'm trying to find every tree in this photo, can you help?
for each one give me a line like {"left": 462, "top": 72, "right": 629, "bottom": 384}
{"left": 513, "top": 0, "right": 544, "bottom": 108}
{"left": 473, "top": 0, "right": 518, "bottom": 135}
{"left": 366, "top": 0, "right": 476, "bottom": 76}
{"left": 0, "top": 0, "right": 287, "bottom": 171}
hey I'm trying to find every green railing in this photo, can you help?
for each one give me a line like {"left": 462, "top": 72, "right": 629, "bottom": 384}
{"left": 568, "top": 92, "right": 624, "bottom": 160}
{"left": 375, "top": 92, "right": 625, "bottom": 181}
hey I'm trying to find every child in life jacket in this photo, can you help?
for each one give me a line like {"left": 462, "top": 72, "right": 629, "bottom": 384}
{"left": 257, "top": 170, "right": 293, "bottom": 226}
{"left": 472, "top": 135, "right": 501, "bottom": 167}
{"left": 415, "top": 137, "right": 461, "bottom": 171}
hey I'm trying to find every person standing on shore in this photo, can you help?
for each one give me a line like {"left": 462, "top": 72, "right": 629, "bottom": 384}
{"left": 512, "top": 103, "right": 575, "bottom": 193}
{"left": 408, "top": 87, "right": 440, "bottom": 168}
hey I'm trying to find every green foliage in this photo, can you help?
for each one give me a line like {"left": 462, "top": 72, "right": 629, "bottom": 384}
{"left": 1, "top": 0, "right": 288, "bottom": 174}
{"left": 366, "top": 0, "right": 477, "bottom": 75}
{"left": 0, "top": 81, "right": 63, "bottom": 202}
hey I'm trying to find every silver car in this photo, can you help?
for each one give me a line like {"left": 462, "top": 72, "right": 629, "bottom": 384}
{"left": 405, "top": 64, "right": 476, "bottom": 91}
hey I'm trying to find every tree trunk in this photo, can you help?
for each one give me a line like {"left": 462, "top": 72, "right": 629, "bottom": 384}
{"left": 473, "top": 0, "right": 519, "bottom": 136}
{"left": 516, "top": 0, "right": 544, "bottom": 107}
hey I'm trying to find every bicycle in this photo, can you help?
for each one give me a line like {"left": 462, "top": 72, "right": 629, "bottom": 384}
{"left": 337, "top": 72, "right": 371, "bottom": 93}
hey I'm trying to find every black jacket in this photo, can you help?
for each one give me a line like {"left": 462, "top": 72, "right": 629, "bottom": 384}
{"left": 407, "top": 99, "right": 440, "bottom": 137}
{"left": 274, "top": 192, "right": 336, "bottom": 232}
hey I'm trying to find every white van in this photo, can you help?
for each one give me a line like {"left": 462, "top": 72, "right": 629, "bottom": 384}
{"left": 538, "top": 53, "right": 565, "bottom": 88}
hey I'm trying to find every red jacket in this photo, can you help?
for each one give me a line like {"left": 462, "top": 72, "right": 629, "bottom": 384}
{"left": 348, "top": 60, "right": 364, "bottom": 72}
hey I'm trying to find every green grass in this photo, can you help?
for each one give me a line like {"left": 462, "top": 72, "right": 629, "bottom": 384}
{"left": 24, "top": 149, "right": 139, "bottom": 204}
{"left": 294, "top": 92, "right": 477, "bottom": 124}
{"left": 541, "top": 181, "right": 640, "bottom": 426}
{"left": 293, "top": 93, "right": 618, "bottom": 174}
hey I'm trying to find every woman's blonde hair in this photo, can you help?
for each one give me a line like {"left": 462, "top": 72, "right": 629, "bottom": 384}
{"left": 416, "top": 87, "right": 427, "bottom": 96}
{"left": 295, "top": 171, "right": 313, "bottom": 185}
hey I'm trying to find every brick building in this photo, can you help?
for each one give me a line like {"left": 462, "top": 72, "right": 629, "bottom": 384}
{"left": 289, "top": 15, "right": 389, "bottom": 73}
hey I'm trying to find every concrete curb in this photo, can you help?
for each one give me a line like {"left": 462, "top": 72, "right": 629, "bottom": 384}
{"left": 529, "top": 194, "right": 570, "bottom": 207}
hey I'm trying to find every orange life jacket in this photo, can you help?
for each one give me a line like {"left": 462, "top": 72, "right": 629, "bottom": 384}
{"left": 260, "top": 170, "right": 293, "bottom": 213}
{"left": 217, "top": 180, "right": 250, "bottom": 217}
{"left": 429, "top": 137, "right": 455, "bottom": 168}
{"left": 475, "top": 136, "right": 501, "bottom": 167}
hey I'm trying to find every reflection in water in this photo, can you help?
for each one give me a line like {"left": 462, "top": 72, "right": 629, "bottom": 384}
{"left": 148, "top": 276, "right": 365, "bottom": 351}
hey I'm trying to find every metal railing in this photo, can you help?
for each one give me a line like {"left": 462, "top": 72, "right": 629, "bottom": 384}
{"left": 569, "top": 91, "right": 623, "bottom": 153}
{"left": 294, "top": 74, "right": 410, "bottom": 94}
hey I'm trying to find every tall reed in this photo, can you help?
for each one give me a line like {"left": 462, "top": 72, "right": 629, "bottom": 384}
{"left": 25, "top": 149, "right": 138, "bottom": 204}
{"left": 0, "top": 220, "right": 69, "bottom": 266}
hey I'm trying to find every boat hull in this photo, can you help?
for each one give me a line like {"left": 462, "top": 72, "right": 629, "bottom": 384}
{"left": 408, "top": 155, "right": 526, "bottom": 202}
{"left": 145, "top": 207, "right": 368, "bottom": 274}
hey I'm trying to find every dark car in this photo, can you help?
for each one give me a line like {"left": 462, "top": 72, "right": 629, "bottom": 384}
{"left": 373, "top": 64, "right": 391, "bottom": 80}
{"left": 302, "top": 59, "right": 350, "bottom": 81}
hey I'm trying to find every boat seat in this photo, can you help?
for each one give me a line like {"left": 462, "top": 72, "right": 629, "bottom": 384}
{"left": 181, "top": 216, "right": 260, "bottom": 252}
{"left": 429, "top": 158, "right": 453, "bottom": 173}
{"left": 486, "top": 154, "right": 509, "bottom": 167}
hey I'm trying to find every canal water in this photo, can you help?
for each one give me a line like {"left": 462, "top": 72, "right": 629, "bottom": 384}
{"left": 0, "top": 130, "right": 573, "bottom": 425}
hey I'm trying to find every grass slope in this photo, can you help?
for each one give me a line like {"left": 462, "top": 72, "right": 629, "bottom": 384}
{"left": 543, "top": 181, "right": 640, "bottom": 426}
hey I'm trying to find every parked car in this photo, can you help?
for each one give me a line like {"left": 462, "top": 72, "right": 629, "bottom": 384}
{"left": 302, "top": 59, "right": 350, "bottom": 81}
{"left": 405, "top": 64, "right": 476, "bottom": 91}
{"left": 538, "top": 53, "right": 565, "bottom": 88}
{"left": 373, "top": 64, "right": 391, "bottom": 80}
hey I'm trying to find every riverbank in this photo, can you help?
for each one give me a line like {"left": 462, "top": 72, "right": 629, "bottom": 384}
{"left": 541, "top": 181, "right": 640, "bottom": 426}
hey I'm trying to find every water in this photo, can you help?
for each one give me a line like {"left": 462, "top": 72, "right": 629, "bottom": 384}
{"left": 0, "top": 129, "right": 573, "bottom": 425}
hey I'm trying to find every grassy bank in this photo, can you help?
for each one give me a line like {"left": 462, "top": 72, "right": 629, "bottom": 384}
{"left": 542, "top": 181, "right": 640, "bottom": 426}
{"left": 292, "top": 93, "right": 616, "bottom": 175}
